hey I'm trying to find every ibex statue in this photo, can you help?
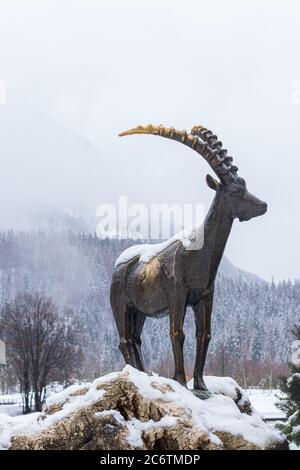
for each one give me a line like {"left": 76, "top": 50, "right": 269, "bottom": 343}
{"left": 110, "top": 124, "right": 267, "bottom": 397}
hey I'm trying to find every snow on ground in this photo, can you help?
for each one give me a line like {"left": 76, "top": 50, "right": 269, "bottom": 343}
{"left": 0, "top": 405, "right": 22, "bottom": 417}
{"left": 115, "top": 225, "right": 204, "bottom": 266}
{"left": 243, "top": 389, "right": 300, "bottom": 450}
{"left": 245, "top": 389, "right": 285, "bottom": 421}
{"left": 0, "top": 411, "right": 40, "bottom": 449}
{"left": 0, "top": 367, "right": 286, "bottom": 450}
{"left": 0, "top": 393, "right": 22, "bottom": 405}
{"left": 0, "top": 394, "right": 23, "bottom": 418}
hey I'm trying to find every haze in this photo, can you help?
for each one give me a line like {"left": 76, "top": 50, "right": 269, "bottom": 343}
{"left": 0, "top": 0, "right": 299, "bottom": 281}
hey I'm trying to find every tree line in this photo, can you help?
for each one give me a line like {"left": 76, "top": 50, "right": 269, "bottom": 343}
{"left": 0, "top": 230, "right": 299, "bottom": 403}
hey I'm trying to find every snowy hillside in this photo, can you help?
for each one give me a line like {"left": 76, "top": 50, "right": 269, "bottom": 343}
{"left": 0, "top": 231, "right": 298, "bottom": 386}
{"left": 219, "top": 257, "right": 262, "bottom": 283}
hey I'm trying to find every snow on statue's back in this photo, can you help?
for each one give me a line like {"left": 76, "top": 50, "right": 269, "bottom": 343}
{"left": 115, "top": 224, "right": 204, "bottom": 267}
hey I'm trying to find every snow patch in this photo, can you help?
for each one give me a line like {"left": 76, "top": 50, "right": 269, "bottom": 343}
{"left": 126, "top": 416, "right": 177, "bottom": 448}
{"left": 95, "top": 409, "right": 177, "bottom": 448}
{"left": 0, "top": 371, "right": 120, "bottom": 449}
{"left": 287, "top": 372, "right": 300, "bottom": 386}
{"left": 246, "top": 389, "right": 285, "bottom": 420}
{"left": 0, "top": 411, "right": 39, "bottom": 450}
{"left": 125, "top": 366, "right": 284, "bottom": 449}
{"left": 115, "top": 225, "right": 204, "bottom": 266}
{"left": 188, "top": 375, "right": 243, "bottom": 401}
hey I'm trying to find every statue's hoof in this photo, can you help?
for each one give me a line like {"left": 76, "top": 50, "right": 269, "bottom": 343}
{"left": 192, "top": 389, "right": 213, "bottom": 400}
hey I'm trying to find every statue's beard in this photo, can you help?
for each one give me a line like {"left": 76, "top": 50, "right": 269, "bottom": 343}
{"left": 238, "top": 215, "right": 251, "bottom": 222}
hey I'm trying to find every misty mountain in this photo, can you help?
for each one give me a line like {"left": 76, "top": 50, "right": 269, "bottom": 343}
{"left": 219, "top": 257, "right": 262, "bottom": 283}
{"left": 0, "top": 104, "right": 118, "bottom": 229}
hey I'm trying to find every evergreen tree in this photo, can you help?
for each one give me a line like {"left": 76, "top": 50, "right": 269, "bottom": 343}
{"left": 276, "top": 323, "right": 300, "bottom": 446}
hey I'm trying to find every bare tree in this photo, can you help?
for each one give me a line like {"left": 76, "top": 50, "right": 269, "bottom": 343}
{"left": 1, "top": 293, "right": 82, "bottom": 413}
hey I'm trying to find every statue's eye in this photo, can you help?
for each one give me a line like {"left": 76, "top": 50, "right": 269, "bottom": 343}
{"left": 229, "top": 186, "right": 245, "bottom": 198}
{"left": 228, "top": 185, "right": 241, "bottom": 195}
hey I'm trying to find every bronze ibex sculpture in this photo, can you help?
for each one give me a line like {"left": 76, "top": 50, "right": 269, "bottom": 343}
{"left": 110, "top": 124, "right": 267, "bottom": 397}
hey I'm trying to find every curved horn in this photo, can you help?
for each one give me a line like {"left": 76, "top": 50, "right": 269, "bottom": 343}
{"left": 119, "top": 124, "right": 234, "bottom": 184}
{"left": 191, "top": 125, "right": 238, "bottom": 175}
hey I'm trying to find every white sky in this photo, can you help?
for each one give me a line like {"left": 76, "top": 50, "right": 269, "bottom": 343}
{"left": 0, "top": 0, "right": 300, "bottom": 281}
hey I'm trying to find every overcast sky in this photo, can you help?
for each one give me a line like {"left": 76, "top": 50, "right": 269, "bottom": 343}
{"left": 0, "top": 0, "right": 299, "bottom": 281}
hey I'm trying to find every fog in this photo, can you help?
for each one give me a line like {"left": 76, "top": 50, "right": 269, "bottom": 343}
{"left": 0, "top": 0, "right": 299, "bottom": 281}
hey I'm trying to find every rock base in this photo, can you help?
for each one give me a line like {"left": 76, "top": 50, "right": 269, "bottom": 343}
{"left": 1, "top": 366, "right": 288, "bottom": 450}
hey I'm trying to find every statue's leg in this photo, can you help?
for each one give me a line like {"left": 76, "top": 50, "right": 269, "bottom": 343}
{"left": 132, "top": 312, "right": 146, "bottom": 371}
{"left": 192, "top": 289, "right": 213, "bottom": 393}
{"left": 113, "top": 304, "right": 138, "bottom": 368}
{"left": 168, "top": 290, "right": 187, "bottom": 386}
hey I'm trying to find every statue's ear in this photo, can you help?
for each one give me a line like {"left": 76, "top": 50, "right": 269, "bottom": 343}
{"left": 206, "top": 174, "right": 220, "bottom": 191}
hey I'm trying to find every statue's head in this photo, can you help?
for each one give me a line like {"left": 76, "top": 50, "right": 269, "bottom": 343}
{"left": 206, "top": 174, "right": 267, "bottom": 222}
{"left": 119, "top": 123, "right": 267, "bottom": 223}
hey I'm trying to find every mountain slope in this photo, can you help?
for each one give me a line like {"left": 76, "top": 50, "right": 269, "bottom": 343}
{"left": 219, "top": 257, "right": 262, "bottom": 283}
{"left": 0, "top": 104, "right": 115, "bottom": 229}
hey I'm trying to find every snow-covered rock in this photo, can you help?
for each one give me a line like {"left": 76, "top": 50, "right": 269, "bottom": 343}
{"left": 0, "top": 366, "right": 288, "bottom": 450}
